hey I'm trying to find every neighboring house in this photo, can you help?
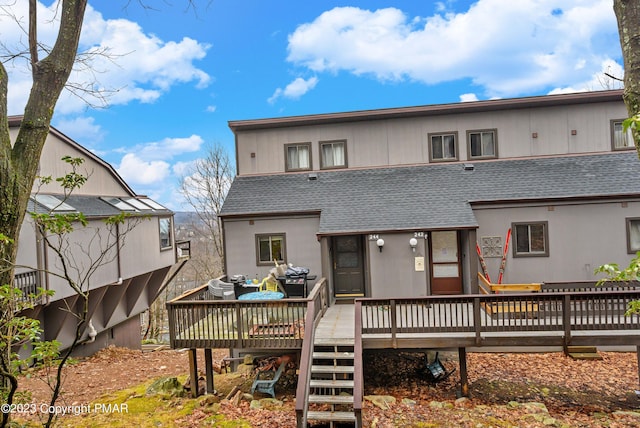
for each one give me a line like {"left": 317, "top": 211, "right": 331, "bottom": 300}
{"left": 220, "top": 89, "right": 640, "bottom": 300}
{"left": 10, "top": 117, "right": 186, "bottom": 357}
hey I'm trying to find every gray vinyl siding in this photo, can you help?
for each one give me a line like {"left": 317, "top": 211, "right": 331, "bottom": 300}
{"left": 234, "top": 99, "right": 627, "bottom": 176}
{"left": 224, "top": 215, "right": 322, "bottom": 281}
{"left": 473, "top": 200, "right": 640, "bottom": 284}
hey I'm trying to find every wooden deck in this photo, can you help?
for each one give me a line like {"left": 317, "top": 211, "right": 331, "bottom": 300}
{"left": 168, "top": 278, "right": 640, "bottom": 427}
{"left": 167, "top": 280, "right": 640, "bottom": 351}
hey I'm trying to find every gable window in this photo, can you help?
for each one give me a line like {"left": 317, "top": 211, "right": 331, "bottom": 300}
{"left": 611, "top": 120, "right": 635, "bottom": 151}
{"left": 256, "top": 234, "right": 286, "bottom": 265}
{"left": 468, "top": 129, "right": 497, "bottom": 159}
{"left": 512, "top": 221, "right": 548, "bottom": 257}
{"left": 320, "top": 140, "right": 347, "bottom": 169}
{"left": 429, "top": 132, "right": 458, "bottom": 162}
{"left": 285, "top": 142, "right": 311, "bottom": 171}
{"left": 159, "top": 217, "right": 173, "bottom": 250}
{"left": 626, "top": 218, "right": 640, "bottom": 254}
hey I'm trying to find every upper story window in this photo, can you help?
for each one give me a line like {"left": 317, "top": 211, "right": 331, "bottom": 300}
{"left": 611, "top": 119, "right": 635, "bottom": 151}
{"left": 256, "top": 233, "right": 286, "bottom": 265}
{"left": 428, "top": 132, "right": 458, "bottom": 162}
{"left": 512, "top": 221, "right": 548, "bottom": 257}
{"left": 320, "top": 140, "right": 347, "bottom": 169}
{"left": 285, "top": 142, "right": 311, "bottom": 171}
{"left": 159, "top": 217, "right": 173, "bottom": 250}
{"left": 626, "top": 218, "right": 640, "bottom": 254}
{"left": 467, "top": 129, "right": 497, "bottom": 159}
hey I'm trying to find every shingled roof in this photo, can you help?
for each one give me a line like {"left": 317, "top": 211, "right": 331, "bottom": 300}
{"left": 220, "top": 151, "right": 640, "bottom": 235}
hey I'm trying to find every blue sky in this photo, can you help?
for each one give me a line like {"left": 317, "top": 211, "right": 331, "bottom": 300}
{"left": 2, "top": 0, "right": 623, "bottom": 210}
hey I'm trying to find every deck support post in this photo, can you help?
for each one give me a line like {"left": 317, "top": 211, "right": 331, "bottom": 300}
{"left": 637, "top": 345, "right": 640, "bottom": 390}
{"left": 205, "top": 348, "right": 215, "bottom": 394}
{"left": 189, "top": 348, "right": 199, "bottom": 398}
{"left": 458, "top": 347, "right": 469, "bottom": 397}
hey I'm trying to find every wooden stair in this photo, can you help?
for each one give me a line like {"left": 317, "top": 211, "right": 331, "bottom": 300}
{"left": 566, "top": 346, "right": 603, "bottom": 360}
{"left": 304, "top": 341, "right": 357, "bottom": 427}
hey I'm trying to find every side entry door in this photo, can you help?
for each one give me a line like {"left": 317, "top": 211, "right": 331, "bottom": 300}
{"left": 429, "top": 231, "right": 463, "bottom": 295}
{"left": 332, "top": 235, "right": 365, "bottom": 296}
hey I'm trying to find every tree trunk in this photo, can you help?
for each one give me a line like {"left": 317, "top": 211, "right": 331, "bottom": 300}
{"left": 614, "top": 0, "right": 640, "bottom": 157}
{"left": 0, "top": 2, "right": 88, "bottom": 425}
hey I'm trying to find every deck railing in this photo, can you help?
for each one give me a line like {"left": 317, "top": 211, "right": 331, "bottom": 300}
{"left": 295, "top": 278, "right": 331, "bottom": 428}
{"left": 167, "top": 277, "right": 329, "bottom": 350}
{"left": 14, "top": 270, "right": 43, "bottom": 306}
{"left": 358, "top": 290, "right": 640, "bottom": 348}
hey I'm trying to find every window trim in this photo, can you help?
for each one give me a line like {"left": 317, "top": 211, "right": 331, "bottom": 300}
{"left": 626, "top": 217, "right": 640, "bottom": 254}
{"left": 159, "top": 216, "right": 173, "bottom": 251}
{"left": 511, "top": 221, "right": 549, "bottom": 258}
{"left": 319, "top": 139, "right": 348, "bottom": 170}
{"left": 284, "top": 142, "right": 312, "bottom": 172}
{"left": 255, "top": 233, "right": 287, "bottom": 266}
{"left": 467, "top": 128, "right": 498, "bottom": 160}
{"left": 428, "top": 131, "right": 459, "bottom": 162}
{"left": 611, "top": 119, "right": 635, "bottom": 151}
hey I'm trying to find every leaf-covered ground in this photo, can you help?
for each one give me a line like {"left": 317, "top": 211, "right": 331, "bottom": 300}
{"left": 14, "top": 346, "right": 640, "bottom": 427}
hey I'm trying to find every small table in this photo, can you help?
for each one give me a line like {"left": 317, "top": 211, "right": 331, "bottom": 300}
{"left": 238, "top": 291, "right": 284, "bottom": 301}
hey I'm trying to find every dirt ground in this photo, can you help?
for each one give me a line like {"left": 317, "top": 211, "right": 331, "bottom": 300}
{"left": 15, "top": 346, "right": 640, "bottom": 427}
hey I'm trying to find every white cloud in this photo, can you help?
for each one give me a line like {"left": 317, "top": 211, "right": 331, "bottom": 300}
{"left": 548, "top": 59, "right": 624, "bottom": 94}
{"left": 269, "top": 76, "right": 319, "bottom": 103}
{"left": 206, "top": 105, "right": 217, "bottom": 113}
{"left": 125, "top": 135, "right": 205, "bottom": 161}
{"left": 286, "top": 1, "right": 621, "bottom": 97}
{"left": 459, "top": 93, "right": 479, "bottom": 102}
{"left": 2, "top": 1, "right": 211, "bottom": 115}
{"left": 53, "top": 116, "right": 105, "bottom": 144}
{"left": 116, "top": 153, "right": 170, "bottom": 185}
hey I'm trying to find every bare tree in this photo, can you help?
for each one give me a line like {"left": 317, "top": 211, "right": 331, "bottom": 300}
{"left": 178, "top": 142, "right": 234, "bottom": 280}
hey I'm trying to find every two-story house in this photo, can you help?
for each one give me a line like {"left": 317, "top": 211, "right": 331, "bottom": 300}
{"left": 220, "top": 89, "right": 640, "bottom": 300}
{"left": 10, "top": 117, "right": 186, "bottom": 357}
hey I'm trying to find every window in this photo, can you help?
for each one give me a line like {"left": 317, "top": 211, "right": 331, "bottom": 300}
{"left": 626, "top": 218, "right": 640, "bottom": 254}
{"left": 32, "top": 195, "right": 76, "bottom": 212}
{"left": 159, "top": 217, "right": 173, "bottom": 250}
{"left": 512, "top": 222, "right": 548, "bottom": 257}
{"left": 285, "top": 142, "right": 311, "bottom": 171}
{"left": 256, "top": 234, "right": 286, "bottom": 265}
{"left": 429, "top": 132, "right": 458, "bottom": 162}
{"left": 467, "top": 129, "right": 497, "bottom": 159}
{"left": 320, "top": 140, "right": 347, "bottom": 169}
{"left": 611, "top": 120, "right": 635, "bottom": 150}
{"left": 102, "top": 197, "right": 136, "bottom": 211}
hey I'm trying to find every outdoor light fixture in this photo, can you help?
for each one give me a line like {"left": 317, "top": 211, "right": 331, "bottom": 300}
{"left": 409, "top": 237, "right": 418, "bottom": 252}
{"left": 376, "top": 238, "right": 385, "bottom": 252}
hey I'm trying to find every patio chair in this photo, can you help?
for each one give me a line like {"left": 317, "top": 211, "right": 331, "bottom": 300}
{"left": 250, "top": 362, "right": 285, "bottom": 398}
{"left": 420, "top": 352, "right": 456, "bottom": 383}
{"left": 258, "top": 276, "right": 279, "bottom": 292}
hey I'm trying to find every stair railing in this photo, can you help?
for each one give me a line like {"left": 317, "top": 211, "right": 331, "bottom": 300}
{"left": 295, "top": 278, "right": 330, "bottom": 428}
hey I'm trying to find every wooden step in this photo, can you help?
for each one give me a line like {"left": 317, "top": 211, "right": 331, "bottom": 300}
{"left": 310, "top": 379, "right": 354, "bottom": 389}
{"left": 308, "top": 394, "right": 354, "bottom": 404}
{"left": 313, "top": 351, "right": 354, "bottom": 360}
{"left": 312, "top": 365, "right": 354, "bottom": 374}
{"left": 566, "top": 346, "right": 597, "bottom": 354}
{"left": 314, "top": 338, "right": 355, "bottom": 346}
{"left": 568, "top": 352, "right": 603, "bottom": 360}
{"left": 306, "top": 410, "right": 356, "bottom": 422}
